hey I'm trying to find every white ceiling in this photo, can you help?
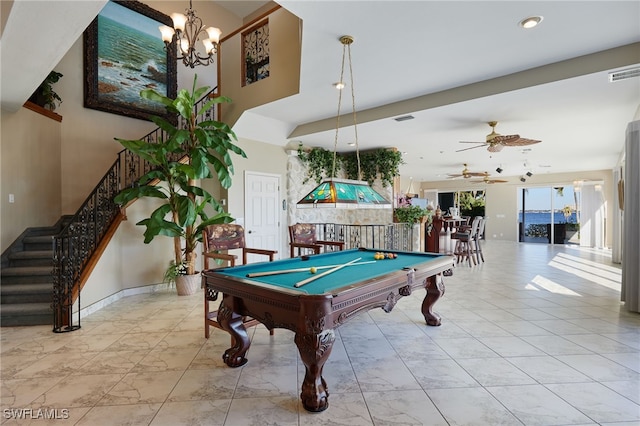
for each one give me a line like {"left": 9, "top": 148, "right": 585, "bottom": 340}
{"left": 2, "top": 1, "right": 638, "bottom": 186}
{"left": 230, "top": 1, "right": 640, "bottom": 183}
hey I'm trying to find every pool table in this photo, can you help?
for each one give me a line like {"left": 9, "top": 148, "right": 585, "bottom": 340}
{"left": 202, "top": 247, "right": 453, "bottom": 412}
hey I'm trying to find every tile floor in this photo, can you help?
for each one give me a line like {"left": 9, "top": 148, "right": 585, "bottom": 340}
{"left": 1, "top": 241, "right": 639, "bottom": 425}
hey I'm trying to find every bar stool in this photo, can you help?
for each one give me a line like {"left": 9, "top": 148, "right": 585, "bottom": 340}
{"left": 453, "top": 216, "right": 481, "bottom": 266}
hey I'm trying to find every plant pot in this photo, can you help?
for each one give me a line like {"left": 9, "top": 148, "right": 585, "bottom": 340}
{"left": 175, "top": 273, "right": 200, "bottom": 296}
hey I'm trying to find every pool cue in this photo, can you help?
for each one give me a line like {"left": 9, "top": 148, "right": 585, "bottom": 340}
{"left": 246, "top": 260, "right": 376, "bottom": 278}
{"left": 294, "top": 257, "right": 362, "bottom": 288}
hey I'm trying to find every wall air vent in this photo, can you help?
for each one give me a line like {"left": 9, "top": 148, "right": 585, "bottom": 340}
{"left": 608, "top": 67, "right": 640, "bottom": 82}
{"left": 394, "top": 115, "right": 414, "bottom": 122}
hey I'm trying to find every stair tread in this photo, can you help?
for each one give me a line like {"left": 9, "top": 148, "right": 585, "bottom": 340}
{"left": 9, "top": 250, "right": 53, "bottom": 259}
{"left": 1, "top": 283, "right": 52, "bottom": 294}
{"left": 1, "top": 303, "right": 52, "bottom": 314}
{"left": 23, "top": 235, "right": 55, "bottom": 243}
{"left": 2, "top": 266, "right": 52, "bottom": 275}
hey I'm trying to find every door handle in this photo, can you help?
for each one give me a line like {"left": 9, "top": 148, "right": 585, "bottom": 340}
{"left": 247, "top": 230, "right": 253, "bottom": 234}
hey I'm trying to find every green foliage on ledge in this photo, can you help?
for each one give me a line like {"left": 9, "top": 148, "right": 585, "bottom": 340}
{"left": 394, "top": 205, "right": 432, "bottom": 224}
{"left": 297, "top": 145, "right": 402, "bottom": 187}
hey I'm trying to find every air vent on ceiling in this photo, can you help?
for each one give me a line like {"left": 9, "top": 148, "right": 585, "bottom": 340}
{"left": 394, "top": 115, "right": 414, "bottom": 122}
{"left": 608, "top": 67, "right": 640, "bottom": 82}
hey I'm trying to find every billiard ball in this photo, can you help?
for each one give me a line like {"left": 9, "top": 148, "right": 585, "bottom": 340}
{"left": 310, "top": 267, "right": 317, "bottom": 274}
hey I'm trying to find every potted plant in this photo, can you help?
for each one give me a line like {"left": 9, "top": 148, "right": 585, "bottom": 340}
{"left": 29, "top": 71, "right": 63, "bottom": 111}
{"left": 114, "top": 75, "right": 246, "bottom": 295}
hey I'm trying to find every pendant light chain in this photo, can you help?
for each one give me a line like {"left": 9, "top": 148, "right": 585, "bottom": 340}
{"left": 346, "top": 41, "right": 361, "bottom": 181}
{"left": 332, "top": 35, "right": 360, "bottom": 180}
{"left": 332, "top": 41, "right": 347, "bottom": 178}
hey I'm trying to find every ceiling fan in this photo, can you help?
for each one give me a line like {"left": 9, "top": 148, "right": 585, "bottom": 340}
{"left": 471, "top": 172, "right": 508, "bottom": 184}
{"left": 456, "top": 121, "right": 541, "bottom": 153}
{"left": 447, "top": 163, "right": 485, "bottom": 179}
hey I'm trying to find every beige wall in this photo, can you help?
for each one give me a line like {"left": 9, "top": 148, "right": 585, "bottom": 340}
{"left": 420, "top": 169, "right": 615, "bottom": 247}
{"left": 1, "top": 108, "right": 62, "bottom": 251}
{"left": 220, "top": 8, "right": 301, "bottom": 126}
{"left": 53, "top": 0, "right": 242, "bottom": 215}
{"left": 225, "top": 137, "right": 289, "bottom": 254}
{"left": 0, "top": 1, "right": 244, "bottom": 308}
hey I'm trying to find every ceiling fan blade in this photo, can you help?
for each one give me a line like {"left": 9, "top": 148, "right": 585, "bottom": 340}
{"left": 492, "top": 134, "right": 520, "bottom": 144}
{"left": 455, "top": 145, "right": 485, "bottom": 152}
{"left": 501, "top": 137, "right": 542, "bottom": 147}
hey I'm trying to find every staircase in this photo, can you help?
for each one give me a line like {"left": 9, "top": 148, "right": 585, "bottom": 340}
{"left": 1, "top": 86, "right": 219, "bottom": 331}
{"left": 1, "top": 217, "right": 70, "bottom": 326}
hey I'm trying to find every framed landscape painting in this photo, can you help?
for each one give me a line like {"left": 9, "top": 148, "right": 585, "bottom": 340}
{"left": 84, "top": 0, "right": 177, "bottom": 121}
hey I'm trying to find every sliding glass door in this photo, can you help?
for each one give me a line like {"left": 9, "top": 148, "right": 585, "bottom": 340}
{"left": 518, "top": 186, "right": 580, "bottom": 245}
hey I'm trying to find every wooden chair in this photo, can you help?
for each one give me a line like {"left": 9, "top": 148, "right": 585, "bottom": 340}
{"left": 202, "top": 223, "right": 277, "bottom": 339}
{"left": 452, "top": 216, "right": 482, "bottom": 266}
{"left": 288, "top": 223, "right": 345, "bottom": 258}
{"left": 472, "top": 217, "right": 487, "bottom": 263}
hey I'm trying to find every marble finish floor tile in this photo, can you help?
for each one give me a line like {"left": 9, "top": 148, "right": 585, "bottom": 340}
{"left": 1, "top": 241, "right": 637, "bottom": 425}
{"left": 487, "top": 384, "right": 593, "bottom": 425}
{"left": 427, "top": 387, "right": 523, "bottom": 425}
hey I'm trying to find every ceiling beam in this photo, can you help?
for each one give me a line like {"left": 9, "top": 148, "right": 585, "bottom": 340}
{"left": 289, "top": 42, "right": 640, "bottom": 139}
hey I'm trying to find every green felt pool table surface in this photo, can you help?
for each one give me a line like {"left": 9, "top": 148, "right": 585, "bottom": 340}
{"left": 214, "top": 248, "right": 445, "bottom": 295}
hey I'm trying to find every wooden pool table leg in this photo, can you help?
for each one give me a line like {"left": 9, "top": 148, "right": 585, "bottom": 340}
{"left": 423, "top": 274, "right": 445, "bottom": 326}
{"left": 294, "top": 329, "right": 335, "bottom": 412}
{"left": 218, "top": 297, "right": 250, "bottom": 367}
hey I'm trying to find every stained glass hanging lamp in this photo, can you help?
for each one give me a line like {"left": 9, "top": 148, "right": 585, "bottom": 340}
{"left": 297, "top": 36, "right": 391, "bottom": 209}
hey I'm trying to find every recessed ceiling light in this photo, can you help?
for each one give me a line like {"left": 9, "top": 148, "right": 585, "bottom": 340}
{"left": 519, "top": 16, "right": 543, "bottom": 29}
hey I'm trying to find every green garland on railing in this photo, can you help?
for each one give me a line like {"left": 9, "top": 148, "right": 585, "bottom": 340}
{"left": 298, "top": 145, "right": 402, "bottom": 186}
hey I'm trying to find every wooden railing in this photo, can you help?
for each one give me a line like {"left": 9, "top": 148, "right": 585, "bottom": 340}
{"left": 52, "top": 88, "right": 218, "bottom": 332}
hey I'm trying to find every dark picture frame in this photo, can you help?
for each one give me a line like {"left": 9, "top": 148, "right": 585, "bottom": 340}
{"left": 84, "top": 0, "right": 177, "bottom": 121}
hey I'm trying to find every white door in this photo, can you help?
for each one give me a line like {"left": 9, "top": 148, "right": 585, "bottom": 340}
{"left": 244, "top": 171, "right": 280, "bottom": 262}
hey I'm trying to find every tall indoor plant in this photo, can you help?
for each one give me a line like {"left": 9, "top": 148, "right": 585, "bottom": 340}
{"left": 114, "top": 75, "right": 246, "bottom": 294}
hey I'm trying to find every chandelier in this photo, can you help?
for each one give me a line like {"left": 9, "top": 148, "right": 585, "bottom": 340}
{"left": 297, "top": 36, "right": 391, "bottom": 209}
{"left": 159, "top": 0, "right": 221, "bottom": 68}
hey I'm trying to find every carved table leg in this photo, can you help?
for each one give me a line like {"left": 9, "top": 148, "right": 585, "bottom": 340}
{"left": 294, "top": 329, "right": 335, "bottom": 412}
{"left": 422, "top": 274, "right": 445, "bottom": 326}
{"left": 218, "top": 297, "right": 251, "bottom": 368}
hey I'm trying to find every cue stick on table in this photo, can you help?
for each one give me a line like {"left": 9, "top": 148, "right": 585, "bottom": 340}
{"left": 294, "top": 257, "right": 362, "bottom": 288}
{"left": 246, "top": 260, "right": 376, "bottom": 278}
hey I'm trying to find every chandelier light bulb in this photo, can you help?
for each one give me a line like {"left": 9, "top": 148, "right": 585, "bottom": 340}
{"left": 161, "top": 1, "right": 221, "bottom": 68}
{"left": 171, "top": 13, "right": 187, "bottom": 31}
{"left": 159, "top": 25, "right": 175, "bottom": 43}
{"left": 206, "top": 27, "right": 222, "bottom": 44}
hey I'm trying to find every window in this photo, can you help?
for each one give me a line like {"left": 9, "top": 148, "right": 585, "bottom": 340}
{"left": 242, "top": 20, "right": 269, "bottom": 86}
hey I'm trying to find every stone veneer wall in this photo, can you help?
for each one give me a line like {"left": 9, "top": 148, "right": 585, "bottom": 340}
{"left": 286, "top": 151, "right": 394, "bottom": 226}
{"left": 286, "top": 151, "right": 426, "bottom": 248}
